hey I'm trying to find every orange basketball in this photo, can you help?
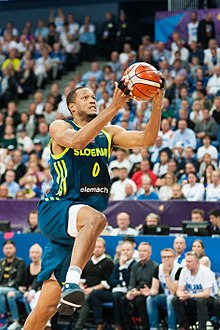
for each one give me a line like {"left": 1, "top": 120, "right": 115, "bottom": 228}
{"left": 123, "top": 62, "right": 161, "bottom": 101}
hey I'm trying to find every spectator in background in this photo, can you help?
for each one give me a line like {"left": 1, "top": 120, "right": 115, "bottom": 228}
{"left": 0, "top": 240, "right": 26, "bottom": 330}
{"left": 2, "top": 169, "right": 20, "bottom": 198}
{"left": 197, "top": 12, "right": 216, "bottom": 49}
{"left": 195, "top": 108, "right": 218, "bottom": 142}
{"left": 23, "top": 210, "right": 40, "bottom": 233}
{"left": 17, "top": 128, "right": 34, "bottom": 154}
{"left": 182, "top": 172, "right": 205, "bottom": 201}
{"left": 211, "top": 96, "right": 220, "bottom": 124}
{"left": 192, "top": 240, "right": 210, "bottom": 264}
{"left": 0, "top": 125, "right": 17, "bottom": 149}
{"left": 137, "top": 177, "right": 159, "bottom": 201}
{"left": 147, "top": 248, "right": 182, "bottom": 330}
{"left": 101, "top": 12, "right": 117, "bottom": 59}
{"left": 170, "top": 120, "right": 197, "bottom": 150}
{"left": 109, "top": 148, "right": 131, "bottom": 174}
{"left": 74, "top": 237, "right": 114, "bottom": 330}
{"left": 197, "top": 135, "right": 218, "bottom": 162}
{"left": 90, "top": 240, "right": 136, "bottom": 330}
{"left": 124, "top": 183, "right": 136, "bottom": 200}
{"left": 206, "top": 170, "right": 220, "bottom": 201}
{"left": 173, "top": 236, "right": 186, "bottom": 265}
{"left": 199, "top": 153, "right": 218, "bottom": 177}
{"left": 110, "top": 167, "right": 137, "bottom": 201}
{"left": 33, "top": 122, "right": 50, "bottom": 149}
{"left": 137, "top": 213, "right": 161, "bottom": 235}
{"left": 191, "top": 208, "right": 204, "bottom": 222}
{"left": 209, "top": 209, "right": 220, "bottom": 234}
{"left": 0, "top": 184, "right": 10, "bottom": 199}
{"left": 158, "top": 172, "right": 177, "bottom": 201}
{"left": 187, "top": 12, "right": 199, "bottom": 45}
{"left": 206, "top": 65, "right": 220, "bottom": 98}
{"left": 132, "top": 160, "right": 157, "bottom": 189}
{"left": 153, "top": 150, "right": 169, "bottom": 179}
{"left": 115, "top": 11, "right": 132, "bottom": 53}
{"left": 173, "top": 251, "right": 217, "bottom": 330}
{"left": 111, "top": 212, "right": 138, "bottom": 236}
{"left": 120, "top": 242, "right": 157, "bottom": 330}
{"left": 171, "top": 183, "right": 186, "bottom": 200}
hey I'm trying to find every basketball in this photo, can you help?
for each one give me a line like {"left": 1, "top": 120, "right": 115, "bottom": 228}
{"left": 123, "top": 62, "right": 162, "bottom": 101}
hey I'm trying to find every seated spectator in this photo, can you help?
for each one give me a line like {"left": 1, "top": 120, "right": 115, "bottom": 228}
{"left": 199, "top": 153, "right": 218, "bottom": 177}
{"left": 120, "top": 242, "right": 157, "bottom": 330}
{"left": 111, "top": 212, "right": 138, "bottom": 236}
{"left": 147, "top": 248, "right": 182, "bottom": 330}
{"left": 0, "top": 184, "right": 10, "bottom": 199}
{"left": 178, "top": 146, "right": 199, "bottom": 174}
{"left": 109, "top": 148, "right": 131, "bottom": 174}
{"left": 171, "top": 183, "right": 186, "bottom": 200}
{"left": 137, "top": 213, "right": 161, "bottom": 235}
{"left": 211, "top": 96, "right": 220, "bottom": 125}
{"left": 206, "top": 64, "right": 220, "bottom": 98}
{"left": 33, "top": 122, "right": 50, "bottom": 149}
{"left": 2, "top": 169, "right": 20, "bottom": 198}
{"left": 209, "top": 209, "right": 220, "bottom": 234}
{"left": 195, "top": 108, "right": 218, "bottom": 142}
{"left": 158, "top": 172, "right": 177, "bottom": 201}
{"left": 22, "top": 244, "right": 42, "bottom": 314}
{"left": 137, "top": 177, "right": 159, "bottom": 200}
{"left": 132, "top": 160, "right": 157, "bottom": 189}
{"left": 192, "top": 239, "right": 211, "bottom": 266}
{"left": 173, "top": 236, "right": 186, "bottom": 265}
{"left": 182, "top": 172, "right": 205, "bottom": 201}
{"left": 149, "top": 134, "right": 168, "bottom": 165}
{"left": 23, "top": 210, "right": 40, "bottom": 233}
{"left": 89, "top": 240, "right": 136, "bottom": 330}
{"left": 73, "top": 237, "right": 114, "bottom": 330}
{"left": 17, "top": 128, "right": 34, "bottom": 154}
{"left": 82, "top": 62, "right": 103, "bottom": 84}
{"left": 173, "top": 251, "right": 217, "bottom": 330}
{"left": 153, "top": 150, "right": 169, "bottom": 179}
{"left": 200, "top": 163, "right": 216, "bottom": 187}
{"left": 170, "top": 120, "right": 197, "bottom": 150}
{"left": 22, "top": 175, "right": 41, "bottom": 199}
{"left": 124, "top": 183, "right": 136, "bottom": 200}
{"left": 12, "top": 150, "right": 27, "bottom": 182}
{"left": 34, "top": 48, "right": 53, "bottom": 89}
{"left": 0, "top": 240, "right": 26, "bottom": 330}
{"left": 206, "top": 170, "right": 220, "bottom": 201}
{"left": 0, "top": 124, "right": 17, "bottom": 149}
{"left": 110, "top": 167, "right": 137, "bottom": 201}
{"left": 190, "top": 100, "right": 203, "bottom": 124}
{"left": 191, "top": 208, "right": 205, "bottom": 222}
{"left": 197, "top": 135, "right": 218, "bottom": 163}
{"left": 160, "top": 118, "right": 173, "bottom": 145}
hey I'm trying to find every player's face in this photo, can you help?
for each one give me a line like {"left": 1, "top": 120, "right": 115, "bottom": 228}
{"left": 74, "top": 88, "right": 97, "bottom": 120}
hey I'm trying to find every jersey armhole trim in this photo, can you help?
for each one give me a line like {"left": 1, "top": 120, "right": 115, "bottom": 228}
{"left": 49, "top": 139, "right": 70, "bottom": 159}
{"left": 101, "top": 129, "right": 111, "bottom": 160}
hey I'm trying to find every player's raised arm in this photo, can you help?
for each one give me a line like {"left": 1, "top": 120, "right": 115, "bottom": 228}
{"left": 50, "top": 83, "right": 131, "bottom": 150}
{"left": 110, "top": 87, "right": 163, "bottom": 149}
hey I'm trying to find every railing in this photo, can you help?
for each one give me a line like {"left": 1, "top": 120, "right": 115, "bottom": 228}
{"left": 167, "top": 0, "right": 220, "bottom": 11}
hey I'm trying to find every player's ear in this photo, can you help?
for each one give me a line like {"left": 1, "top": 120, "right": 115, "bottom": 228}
{"left": 68, "top": 102, "right": 76, "bottom": 114}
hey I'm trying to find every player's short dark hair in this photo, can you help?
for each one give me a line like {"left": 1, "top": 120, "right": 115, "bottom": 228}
{"left": 66, "top": 87, "right": 86, "bottom": 114}
{"left": 209, "top": 209, "right": 220, "bottom": 217}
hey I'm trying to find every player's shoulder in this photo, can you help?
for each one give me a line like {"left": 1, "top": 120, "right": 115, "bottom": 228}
{"left": 50, "top": 119, "right": 73, "bottom": 132}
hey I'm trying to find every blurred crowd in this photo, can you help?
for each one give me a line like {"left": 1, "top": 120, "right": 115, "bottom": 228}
{"left": 0, "top": 9, "right": 219, "bottom": 203}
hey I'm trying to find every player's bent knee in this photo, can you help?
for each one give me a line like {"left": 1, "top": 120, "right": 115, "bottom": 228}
{"left": 92, "top": 213, "right": 107, "bottom": 231}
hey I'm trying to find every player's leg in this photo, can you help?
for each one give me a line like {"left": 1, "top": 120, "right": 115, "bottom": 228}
{"left": 23, "top": 280, "right": 61, "bottom": 330}
{"left": 61, "top": 205, "right": 107, "bottom": 309}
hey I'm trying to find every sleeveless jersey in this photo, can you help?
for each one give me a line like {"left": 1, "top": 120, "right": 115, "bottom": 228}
{"left": 45, "top": 120, "right": 111, "bottom": 212}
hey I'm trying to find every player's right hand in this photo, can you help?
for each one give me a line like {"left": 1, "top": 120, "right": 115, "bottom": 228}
{"left": 111, "top": 81, "right": 132, "bottom": 109}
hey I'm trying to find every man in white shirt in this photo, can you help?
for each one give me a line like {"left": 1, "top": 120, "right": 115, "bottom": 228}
{"left": 187, "top": 12, "right": 199, "bottom": 44}
{"left": 172, "top": 251, "right": 217, "bottom": 330}
{"left": 110, "top": 167, "right": 136, "bottom": 200}
{"left": 111, "top": 212, "right": 138, "bottom": 236}
{"left": 182, "top": 172, "right": 204, "bottom": 201}
{"left": 147, "top": 248, "right": 182, "bottom": 330}
{"left": 197, "top": 135, "right": 218, "bottom": 162}
{"left": 206, "top": 170, "right": 220, "bottom": 201}
{"left": 170, "top": 120, "right": 196, "bottom": 150}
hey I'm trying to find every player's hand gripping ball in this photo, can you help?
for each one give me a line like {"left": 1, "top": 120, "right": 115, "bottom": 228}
{"left": 122, "top": 62, "right": 164, "bottom": 101}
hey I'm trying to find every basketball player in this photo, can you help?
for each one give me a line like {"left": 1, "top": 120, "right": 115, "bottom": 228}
{"left": 24, "top": 80, "right": 164, "bottom": 330}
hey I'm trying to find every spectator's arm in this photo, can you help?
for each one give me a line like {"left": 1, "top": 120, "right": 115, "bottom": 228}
{"left": 14, "top": 259, "right": 26, "bottom": 287}
{"left": 149, "top": 277, "right": 159, "bottom": 296}
{"left": 191, "top": 287, "right": 211, "bottom": 299}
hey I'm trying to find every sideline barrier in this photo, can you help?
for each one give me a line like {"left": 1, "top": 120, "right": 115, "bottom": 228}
{"left": 0, "top": 233, "right": 219, "bottom": 272}
{"left": 0, "top": 200, "right": 219, "bottom": 229}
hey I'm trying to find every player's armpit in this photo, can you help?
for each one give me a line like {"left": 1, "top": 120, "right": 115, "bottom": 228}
{"left": 50, "top": 120, "right": 79, "bottom": 149}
